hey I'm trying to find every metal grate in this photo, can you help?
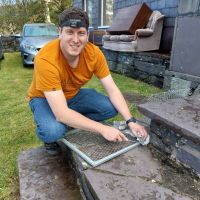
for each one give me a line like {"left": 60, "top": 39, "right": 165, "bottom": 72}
{"left": 147, "top": 88, "right": 191, "bottom": 102}
{"left": 61, "top": 129, "right": 139, "bottom": 167}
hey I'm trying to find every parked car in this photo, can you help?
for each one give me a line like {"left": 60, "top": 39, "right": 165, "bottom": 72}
{"left": 0, "top": 35, "right": 4, "bottom": 60}
{"left": 19, "top": 23, "right": 58, "bottom": 66}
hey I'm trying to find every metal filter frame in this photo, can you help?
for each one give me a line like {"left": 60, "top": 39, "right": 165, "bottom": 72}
{"left": 60, "top": 129, "right": 140, "bottom": 167}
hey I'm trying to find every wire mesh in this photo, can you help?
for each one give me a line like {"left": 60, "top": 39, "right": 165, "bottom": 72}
{"left": 65, "top": 130, "right": 137, "bottom": 161}
{"left": 147, "top": 88, "right": 191, "bottom": 102}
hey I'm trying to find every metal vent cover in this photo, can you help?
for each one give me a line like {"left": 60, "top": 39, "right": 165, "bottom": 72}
{"left": 61, "top": 129, "right": 139, "bottom": 167}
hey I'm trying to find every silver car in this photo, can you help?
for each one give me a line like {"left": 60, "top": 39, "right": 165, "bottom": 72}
{"left": 19, "top": 23, "right": 58, "bottom": 66}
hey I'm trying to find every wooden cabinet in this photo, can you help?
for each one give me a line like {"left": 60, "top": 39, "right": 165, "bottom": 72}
{"left": 108, "top": 3, "right": 152, "bottom": 35}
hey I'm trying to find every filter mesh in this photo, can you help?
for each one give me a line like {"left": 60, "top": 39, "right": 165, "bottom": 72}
{"left": 65, "top": 131, "right": 137, "bottom": 161}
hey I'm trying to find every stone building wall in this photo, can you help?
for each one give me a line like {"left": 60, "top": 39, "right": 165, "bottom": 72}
{"left": 1, "top": 36, "right": 20, "bottom": 52}
{"left": 73, "top": 0, "right": 83, "bottom": 9}
{"left": 101, "top": 48, "right": 170, "bottom": 88}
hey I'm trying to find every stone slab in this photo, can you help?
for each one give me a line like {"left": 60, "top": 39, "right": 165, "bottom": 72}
{"left": 69, "top": 142, "right": 200, "bottom": 199}
{"left": 173, "top": 144, "right": 200, "bottom": 175}
{"left": 165, "top": 70, "right": 200, "bottom": 83}
{"left": 18, "top": 147, "right": 83, "bottom": 200}
{"left": 84, "top": 170, "right": 193, "bottom": 200}
{"left": 96, "top": 146, "right": 162, "bottom": 182}
{"left": 138, "top": 95, "right": 200, "bottom": 144}
{"left": 170, "top": 77, "right": 191, "bottom": 90}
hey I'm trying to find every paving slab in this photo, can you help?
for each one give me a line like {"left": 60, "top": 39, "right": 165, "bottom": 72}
{"left": 84, "top": 170, "right": 192, "bottom": 200}
{"left": 18, "top": 147, "right": 83, "bottom": 200}
{"left": 138, "top": 95, "right": 200, "bottom": 143}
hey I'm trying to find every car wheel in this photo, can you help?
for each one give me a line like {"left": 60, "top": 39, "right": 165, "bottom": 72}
{"left": 21, "top": 53, "right": 27, "bottom": 67}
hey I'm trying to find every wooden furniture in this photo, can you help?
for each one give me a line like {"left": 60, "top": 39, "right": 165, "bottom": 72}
{"left": 107, "top": 3, "right": 152, "bottom": 35}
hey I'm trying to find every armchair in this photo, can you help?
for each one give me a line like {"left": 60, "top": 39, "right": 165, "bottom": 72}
{"left": 103, "top": 11, "right": 165, "bottom": 52}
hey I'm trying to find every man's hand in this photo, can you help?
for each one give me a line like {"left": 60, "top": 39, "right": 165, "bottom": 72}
{"left": 100, "top": 125, "right": 128, "bottom": 142}
{"left": 128, "top": 122, "right": 148, "bottom": 140}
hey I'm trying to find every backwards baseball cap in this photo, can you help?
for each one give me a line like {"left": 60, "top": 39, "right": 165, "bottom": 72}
{"left": 60, "top": 19, "right": 87, "bottom": 29}
{"left": 59, "top": 8, "right": 89, "bottom": 30}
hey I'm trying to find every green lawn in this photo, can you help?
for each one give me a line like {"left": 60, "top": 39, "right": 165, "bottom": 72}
{"left": 0, "top": 52, "right": 161, "bottom": 199}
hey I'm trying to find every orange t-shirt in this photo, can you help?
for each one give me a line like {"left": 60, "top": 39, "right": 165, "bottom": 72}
{"left": 28, "top": 39, "right": 110, "bottom": 100}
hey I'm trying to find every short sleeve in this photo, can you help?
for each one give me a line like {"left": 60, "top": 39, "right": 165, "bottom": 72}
{"left": 93, "top": 47, "right": 110, "bottom": 79}
{"left": 35, "top": 58, "right": 62, "bottom": 91}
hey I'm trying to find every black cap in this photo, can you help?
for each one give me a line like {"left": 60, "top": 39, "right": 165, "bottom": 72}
{"left": 60, "top": 19, "right": 87, "bottom": 29}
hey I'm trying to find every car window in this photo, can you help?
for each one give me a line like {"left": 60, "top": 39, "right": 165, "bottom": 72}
{"left": 24, "top": 25, "right": 58, "bottom": 37}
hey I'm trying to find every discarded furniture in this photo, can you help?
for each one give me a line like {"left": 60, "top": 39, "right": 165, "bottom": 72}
{"left": 103, "top": 11, "right": 165, "bottom": 52}
{"left": 107, "top": 3, "right": 152, "bottom": 34}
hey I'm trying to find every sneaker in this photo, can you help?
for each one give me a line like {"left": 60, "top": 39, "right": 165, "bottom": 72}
{"left": 44, "top": 142, "right": 61, "bottom": 156}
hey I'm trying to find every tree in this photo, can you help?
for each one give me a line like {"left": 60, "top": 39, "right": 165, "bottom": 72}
{"left": 0, "top": 0, "right": 72, "bottom": 35}
{"left": 48, "top": 0, "right": 72, "bottom": 25}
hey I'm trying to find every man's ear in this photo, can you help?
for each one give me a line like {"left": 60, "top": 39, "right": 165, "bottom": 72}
{"left": 58, "top": 27, "right": 62, "bottom": 39}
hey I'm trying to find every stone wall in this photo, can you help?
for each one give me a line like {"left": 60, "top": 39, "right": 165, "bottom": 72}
{"left": 150, "top": 120, "right": 200, "bottom": 178}
{"left": 1, "top": 36, "right": 20, "bottom": 52}
{"left": 73, "top": 0, "right": 83, "bottom": 9}
{"left": 101, "top": 48, "right": 170, "bottom": 88}
{"left": 138, "top": 94, "right": 200, "bottom": 178}
{"left": 163, "top": 71, "right": 200, "bottom": 93}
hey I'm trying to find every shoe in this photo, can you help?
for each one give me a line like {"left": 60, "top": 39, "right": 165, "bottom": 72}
{"left": 44, "top": 142, "right": 61, "bottom": 156}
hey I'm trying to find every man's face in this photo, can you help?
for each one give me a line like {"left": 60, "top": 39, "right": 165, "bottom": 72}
{"left": 59, "top": 26, "right": 88, "bottom": 58}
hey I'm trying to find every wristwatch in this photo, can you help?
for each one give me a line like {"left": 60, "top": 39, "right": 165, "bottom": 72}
{"left": 126, "top": 117, "right": 137, "bottom": 125}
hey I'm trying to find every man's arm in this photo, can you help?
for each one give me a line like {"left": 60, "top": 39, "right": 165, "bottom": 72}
{"left": 44, "top": 90, "right": 128, "bottom": 142}
{"left": 100, "top": 74, "right": 148, "bottom": 139}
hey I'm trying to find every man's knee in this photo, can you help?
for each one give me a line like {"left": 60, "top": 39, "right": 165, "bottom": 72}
{"left": 36, "top": 122, "right": 67, "bottom": 143}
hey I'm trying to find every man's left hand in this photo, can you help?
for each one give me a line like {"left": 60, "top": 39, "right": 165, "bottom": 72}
{"left": 128, "top": 122, "right": 148, "bottom": 140}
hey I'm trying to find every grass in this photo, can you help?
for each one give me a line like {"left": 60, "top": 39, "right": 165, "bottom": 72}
{"left": 0, "top": 52, "right": 161, "bottom": 199}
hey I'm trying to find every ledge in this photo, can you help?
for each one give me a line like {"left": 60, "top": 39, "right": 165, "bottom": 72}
{"left": 138, "top": 95, "right": 200, "bottom": 144}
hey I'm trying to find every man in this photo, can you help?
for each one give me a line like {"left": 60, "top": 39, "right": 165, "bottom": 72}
{"left": 28, "top": 7, "right": 148, "bottom": 155}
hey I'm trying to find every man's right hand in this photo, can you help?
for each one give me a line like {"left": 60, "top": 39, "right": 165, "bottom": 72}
{"left": 100, "top": 125, "right": 128, "bottom": 142}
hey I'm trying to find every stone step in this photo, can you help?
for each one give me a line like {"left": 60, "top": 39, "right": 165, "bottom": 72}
{"left": 138, "top": 94, "right": 200, "bottom": 177}
{"left": 138, "top": 94, "right": 200, "bottom": 144}
{"left": 68, "top": 144, "right": 199, "bottom": 200}
{"left": 18, "top": 146, "right": 83, "bottom": 200}
{"left": 84, "top": 170, "right": 191, "bottom": 200}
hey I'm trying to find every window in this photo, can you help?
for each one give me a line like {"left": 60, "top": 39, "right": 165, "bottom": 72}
{"left": 84, "top": 0, "right": 93, "bottom": 26}
{"left": 101, "top": 0, "right": 113, "bottom": 26}
{"left": 83, "top": 0, "right": 113, "bottom": 27}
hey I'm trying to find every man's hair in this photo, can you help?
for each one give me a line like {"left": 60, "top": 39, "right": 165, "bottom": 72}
{"left": 59, "top": 7, "right": 89, "bottom": 30}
